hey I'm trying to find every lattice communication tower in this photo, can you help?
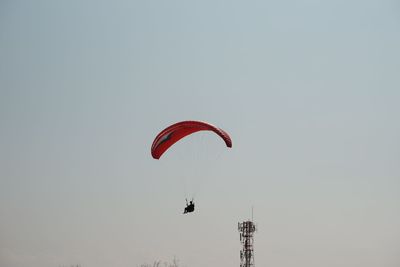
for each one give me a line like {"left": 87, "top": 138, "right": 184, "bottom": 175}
{"left": 238, "top": 220, "right": 256, "bottom": 267}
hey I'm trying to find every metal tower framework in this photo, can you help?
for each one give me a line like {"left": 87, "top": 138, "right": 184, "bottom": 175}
{"left": 238, "top": 220, "right": 256, "bottom": 267}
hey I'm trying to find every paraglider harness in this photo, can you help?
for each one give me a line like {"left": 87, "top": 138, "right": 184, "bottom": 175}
{"left": 183, "top": 198, "right": 195, "bottom": 214}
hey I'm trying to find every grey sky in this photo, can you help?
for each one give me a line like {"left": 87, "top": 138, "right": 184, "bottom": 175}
{"left": 1, "top": 1, "right": 399, "bottom": 267}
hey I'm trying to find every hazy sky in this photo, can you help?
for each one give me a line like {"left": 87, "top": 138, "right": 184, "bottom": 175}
{"left": 1, "top": 1, "right": 400, "bottom": 267}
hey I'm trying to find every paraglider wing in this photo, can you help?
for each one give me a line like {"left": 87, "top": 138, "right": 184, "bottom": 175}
{"left": 151, "top": 121, "right": 232, "bottom": 159}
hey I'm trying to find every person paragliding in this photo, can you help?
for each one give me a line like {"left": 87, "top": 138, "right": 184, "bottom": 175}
{"left": 151, "top": 121, "right": 232, "bottom": 215}
{"left": 183, "top": 198, "right": 195, "bottom": 214}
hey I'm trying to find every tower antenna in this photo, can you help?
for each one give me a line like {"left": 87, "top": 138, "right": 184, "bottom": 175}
{"left": 238, "top": 210, "right": 257, "bottom": 267}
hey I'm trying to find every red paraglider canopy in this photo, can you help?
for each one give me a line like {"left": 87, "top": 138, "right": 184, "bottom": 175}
{"left": 151, "top": 121, "right": 232, "bottom": 159}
